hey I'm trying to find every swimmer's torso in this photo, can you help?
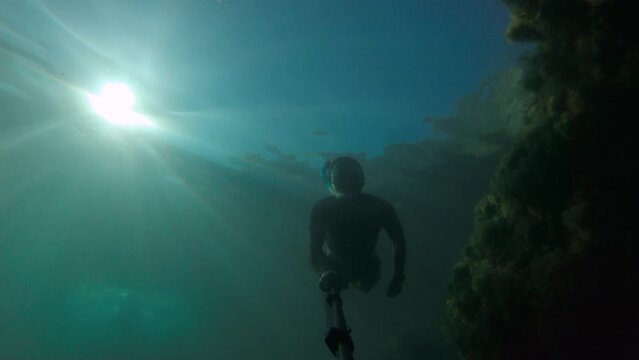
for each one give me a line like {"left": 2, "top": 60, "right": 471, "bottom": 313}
{"left": 311, "top": 193, "right": 394, "bottom": 262}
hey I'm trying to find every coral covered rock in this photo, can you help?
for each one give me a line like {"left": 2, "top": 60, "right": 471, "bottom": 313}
{"left": 447, "top": 1, "right": 639, "bottom": 359}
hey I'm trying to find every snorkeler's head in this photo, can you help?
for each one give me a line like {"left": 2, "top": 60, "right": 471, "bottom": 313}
{"left": 321, "top": 156, "right": 365, "bottom": 195}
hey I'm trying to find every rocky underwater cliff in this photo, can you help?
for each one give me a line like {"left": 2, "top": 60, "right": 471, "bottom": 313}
{"left": 447, "top": 1, "right": 639, "bottom": 359}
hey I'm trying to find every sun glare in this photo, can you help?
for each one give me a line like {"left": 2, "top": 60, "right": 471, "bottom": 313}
{"left": 88, "top": 83, "right": 154, "bottom": 127}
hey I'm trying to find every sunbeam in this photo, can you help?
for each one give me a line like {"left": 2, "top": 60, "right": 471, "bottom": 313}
{"left": 88, "top": 83, "right": 154, "bottom": 127}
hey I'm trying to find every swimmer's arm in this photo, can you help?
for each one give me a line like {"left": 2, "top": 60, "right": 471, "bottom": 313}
{"left": 383, "top": 205, "right": 406, "bottom": 277}
{"left": 309, "top": 204, "right": 328, "bottom": 273}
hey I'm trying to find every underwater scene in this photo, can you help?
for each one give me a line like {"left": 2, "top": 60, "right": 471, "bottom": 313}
{"left": 1, "top": 0, "right": 637, "bottom": 359}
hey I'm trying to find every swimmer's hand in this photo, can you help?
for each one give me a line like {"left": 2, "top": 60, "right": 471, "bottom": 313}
{"left": 386, "top": 273, "right": 405, "bottom": 298}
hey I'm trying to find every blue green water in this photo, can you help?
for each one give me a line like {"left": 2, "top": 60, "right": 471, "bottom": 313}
{"left": 1, "top": 1, "right": 526, "bottom": 359}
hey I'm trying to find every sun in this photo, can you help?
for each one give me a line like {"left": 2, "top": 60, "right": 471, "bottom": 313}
{"left": 88, "top": 83, "right": 153, "bottom": 127}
